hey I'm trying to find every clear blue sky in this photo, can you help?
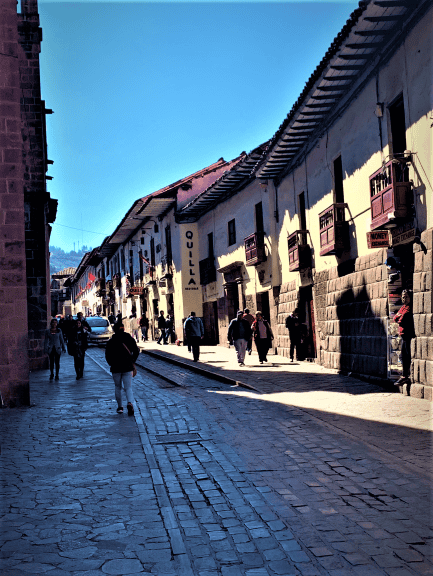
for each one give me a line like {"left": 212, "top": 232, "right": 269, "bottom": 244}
{"left": 39, "top": 0, "right": 359, "bottom": 252}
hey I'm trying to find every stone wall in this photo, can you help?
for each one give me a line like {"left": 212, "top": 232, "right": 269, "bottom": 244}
{"left": 319, "top": 250, "right": 388, "bottom": 379}
{"left": 0, "top": 0, "right": 30, "bottom": 406}
{"left": 276, "top": 250, "right": 389, "bottom": 380}
{"left": 411, "top": 228, "right": 433, "bottom": 401}
{"left": 18, "top": 0, "right": 56, "bottom": 370}
{"left": 276, "top": 280, "right": 298, "bottom": 358}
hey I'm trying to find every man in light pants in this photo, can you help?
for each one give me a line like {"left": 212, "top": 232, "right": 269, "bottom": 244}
{"left": 227, "top": 311, "right": 252, "bottom": 366}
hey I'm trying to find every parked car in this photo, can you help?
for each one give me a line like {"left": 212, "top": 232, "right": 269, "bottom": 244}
{"left": 85, "top": 316, "right": 113, "bottom": 346}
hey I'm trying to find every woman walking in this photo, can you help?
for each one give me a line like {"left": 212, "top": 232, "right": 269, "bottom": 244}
{"left": 44, "top": 318, "right": 66, "bottom": 380}
{"left": 69, "top": 319, "right": 89, "bottom": 380}
{"left": 394, "top": 289, "right": 415, "bottom": 385}
{"left": 252, "top": 311, "right": 274, "bottom": 364}
{"left": 105, "top": 323, "right": 139, "bottom": 415}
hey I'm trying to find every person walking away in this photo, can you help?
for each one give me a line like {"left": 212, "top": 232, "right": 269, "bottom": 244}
{"left": 157, "top": 310, "right": 167, "bottom": 344}
{"left": 61, "top": 314, "right": 73, "bottom": 344}
{"left": 228, "top": 311, "right": 252, "bottom": 366}
{"left": 393, "top": 289, "right": 415, "bottom": 385}
{"left": 44, "top": 318, "right": 66, "bottom": 380}
{"left": 184, "top": 312, "right": 204, "bottom": 362}
{"left": 252, "top": 311, "right": 274, "bottom": 364}
{"left": 69, "top": 319, "right": 89, "bottom": 380}
{"left": 77, "top": 311, "right": 92, "bottom": 334}
{"left": 165, "top": 314, "right": 174, "bottom": 344}
{"left": 243, "top": 308, "right": 255, "bottom": 355}
{"left": 105, "top": 323, "right": 139, "bottom": 415}
{"left": 285, "top": 307, "right": 302, "bottom": 362}
{"left": 139, "top": 313, "right": 149, "bottom": 341}
{"left": 130, "top": 313, "right": 139, "bottom": 342}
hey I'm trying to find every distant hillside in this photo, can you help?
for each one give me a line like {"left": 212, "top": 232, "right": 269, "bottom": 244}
{"left": 50, "top": 245, "right": 92, "bottom": 275}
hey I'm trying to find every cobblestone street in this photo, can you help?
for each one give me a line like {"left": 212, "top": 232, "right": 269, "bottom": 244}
{"left": 0, "top": 348, "right": 432, "bottom": 576}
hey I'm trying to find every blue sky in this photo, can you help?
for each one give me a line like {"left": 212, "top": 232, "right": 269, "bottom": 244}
{"left": 39, "top": 1, "right": 359, "bottom": 252}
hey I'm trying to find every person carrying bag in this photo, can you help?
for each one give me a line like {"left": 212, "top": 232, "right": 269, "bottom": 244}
{"left": 105, "top": 322, "right": 139, "bottom": 416}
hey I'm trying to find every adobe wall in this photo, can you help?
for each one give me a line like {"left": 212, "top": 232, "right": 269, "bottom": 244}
{"left": 0, "top": 0, "right": 30, "bottom": 406}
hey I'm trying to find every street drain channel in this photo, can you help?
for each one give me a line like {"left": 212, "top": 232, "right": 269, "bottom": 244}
{"left": 154, "top": 432, "right": 203, "bottom": 444}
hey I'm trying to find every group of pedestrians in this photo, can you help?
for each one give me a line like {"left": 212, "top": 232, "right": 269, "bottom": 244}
{"left": 44, "top": 312, "right": 91, "bottom": 380}
{"left": 228, "top": 309, "right": 274, "bottom": 366}
{"left": 156, "top": 310, "right": 174, "bottom": 345}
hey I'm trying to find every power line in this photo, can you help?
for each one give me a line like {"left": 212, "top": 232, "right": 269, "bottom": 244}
{"left": 54, "top": 222, "right": 107, "bottom": 235}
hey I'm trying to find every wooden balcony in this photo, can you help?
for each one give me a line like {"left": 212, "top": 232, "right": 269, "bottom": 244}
{"left": 95, "top": 277, "right": 105, "bottom": 290}
{"left": 244, "top": 232, "right": 266, "bottom": 266}
{"left": 369, "top": 159, "right": 412, "bottom": 230}
{"left": 288, "top": 230, "right": 311, "bottom": 272}
{"left": 319, "top": 203, "right": 348, "bottom": 256}
{"left": 199, "top": 257, "right": 217, "bottom": 285}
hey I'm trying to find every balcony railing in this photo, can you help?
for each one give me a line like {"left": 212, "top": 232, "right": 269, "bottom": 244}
{"left": 199, "top": 257, "right": 217, "bottom": 285}
{"left": 369, "top": 159, "right": 412, "bottom": 230}
{"left": 244, "top": 232, "right": 266, "bottom": 266}
{"left": 288, "top": 230, "right": 311, "bottom": 272}
{"left": 319, "top": 203, "right": 348, "bottom": 256}
{"left": 95, "top": 278, "right": 105, "bottom": 290}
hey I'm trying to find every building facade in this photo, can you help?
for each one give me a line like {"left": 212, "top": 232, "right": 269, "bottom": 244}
{"left": 70, "top": 0, "right": 432, "bottom": 400}
{"left": 0, "top": 0, "right": 57, "bottom": 407}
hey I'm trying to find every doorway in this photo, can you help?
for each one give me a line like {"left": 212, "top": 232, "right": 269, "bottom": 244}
{"left": 256, "top": 291, "right": 270, "bottom": 324}
{"left": 299, "top": 286, "right": 316, "bottom": 359}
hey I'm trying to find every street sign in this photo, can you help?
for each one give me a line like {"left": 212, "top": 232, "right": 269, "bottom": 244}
{"left": 392, "top": 222, "right": 416, "bottom": 246}
{"left": 367, "top": 230, "right": 389, "bottom": 248}
{"left": 129, "top": 287, "right": 145, "bottom": 295}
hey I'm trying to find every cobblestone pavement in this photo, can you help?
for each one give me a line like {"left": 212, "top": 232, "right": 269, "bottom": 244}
{"left": 0, "top": 348, "right": 431, "bottom": 576}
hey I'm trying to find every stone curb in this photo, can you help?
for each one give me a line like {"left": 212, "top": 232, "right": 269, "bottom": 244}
{"left": 137, "top": 348, "right": 260, "bottom": 392}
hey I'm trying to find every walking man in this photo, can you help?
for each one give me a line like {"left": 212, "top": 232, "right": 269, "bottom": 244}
{"left": 228, "top": 311, "right": 252, "bottom": 366}
{"left": 285, "top": 307, "right": 301, "bottom": 362}
{"left": 157, "top": 310, "right": 167, "bottom": 344}
{"left": 105, "top": 323, "right": 139, "bottom": 416}
{"left": 243, "top": 308, "right": 255, "bottom": 355}
{"left": 184, "top": 312, "right": 204, "bottom": 362}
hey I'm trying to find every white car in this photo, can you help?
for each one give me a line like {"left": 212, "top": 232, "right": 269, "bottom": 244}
{"left": 86, "top": 316, "right": 113, "bottom": 346}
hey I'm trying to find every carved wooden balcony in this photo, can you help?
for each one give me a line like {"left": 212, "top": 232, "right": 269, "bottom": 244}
{"left": 244, "top": 232, "right": 266, "bottom": 266}
{"left": 288, "top": 230, "right": 311, "bottom": 272}
{"left": 369, "top": 159, "right": 412, "bottom": 230}
{"left": 319, "top": 203, "right": 348, "bottom": 256}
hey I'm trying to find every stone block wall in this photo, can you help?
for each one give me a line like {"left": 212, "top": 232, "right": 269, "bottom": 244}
{"left": 18, "top": 0, "right": 56, "bottom": 370}
{"left": 276, "top": 280, "right": 298, "bottom": 358}
{"left": 411, "top": 228, "right": 433, "bottom": 401}
{"left": 276, "top": 250, "right": 389, "bottom": 379}
{"left": 0, "top": 0, "right": 30, "bottom": 406}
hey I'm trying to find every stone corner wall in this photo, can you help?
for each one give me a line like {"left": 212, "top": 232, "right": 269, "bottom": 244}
{"left": 411, "top": 227, "right": 433, "bottom": 400}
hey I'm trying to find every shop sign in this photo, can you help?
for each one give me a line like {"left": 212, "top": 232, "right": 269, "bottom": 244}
{"left": 81, "top": 300, "right": 89, "bottom": 306}
{"left": 129, "top": 287, "right": 145, "bottom": 295}
{"left": 367, "top": 230, "right": 389, "bottom": 249}
{"left": 392, "top": 222, "right": 416, "bottom": 247}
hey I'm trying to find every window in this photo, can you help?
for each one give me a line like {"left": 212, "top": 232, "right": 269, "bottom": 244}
{"left": 150, "top": 237, "right": 155, "bottom": 267}
{"left": 255, "top": 202, "right": 264, "bottom": 233}
{"left": 165, "top": 225, "right": 172, "bottom": 266}
{"left": 389, "top": 94, "right": 407, "bottom": 155}
{"left": 333, "top": 156, "right": 344, "bottom": 204}
{"left": 298, "top": 192, "right": 306, "bottom": 230}
{"left": 228, "top": 219, "right": 236, "bottom": 246}
{"left": 208, "top": 232, "right": 214, "bottom": 258}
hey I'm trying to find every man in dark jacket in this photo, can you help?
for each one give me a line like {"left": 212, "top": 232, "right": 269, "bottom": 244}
{"left": 157, "top": 311, "right": 167, "bottom": 344}
{"left": 228, "top": 311, "right": 252, "bottom": 366}
{"left": 105, "top": 323, "right": 139, "bottom": 416}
